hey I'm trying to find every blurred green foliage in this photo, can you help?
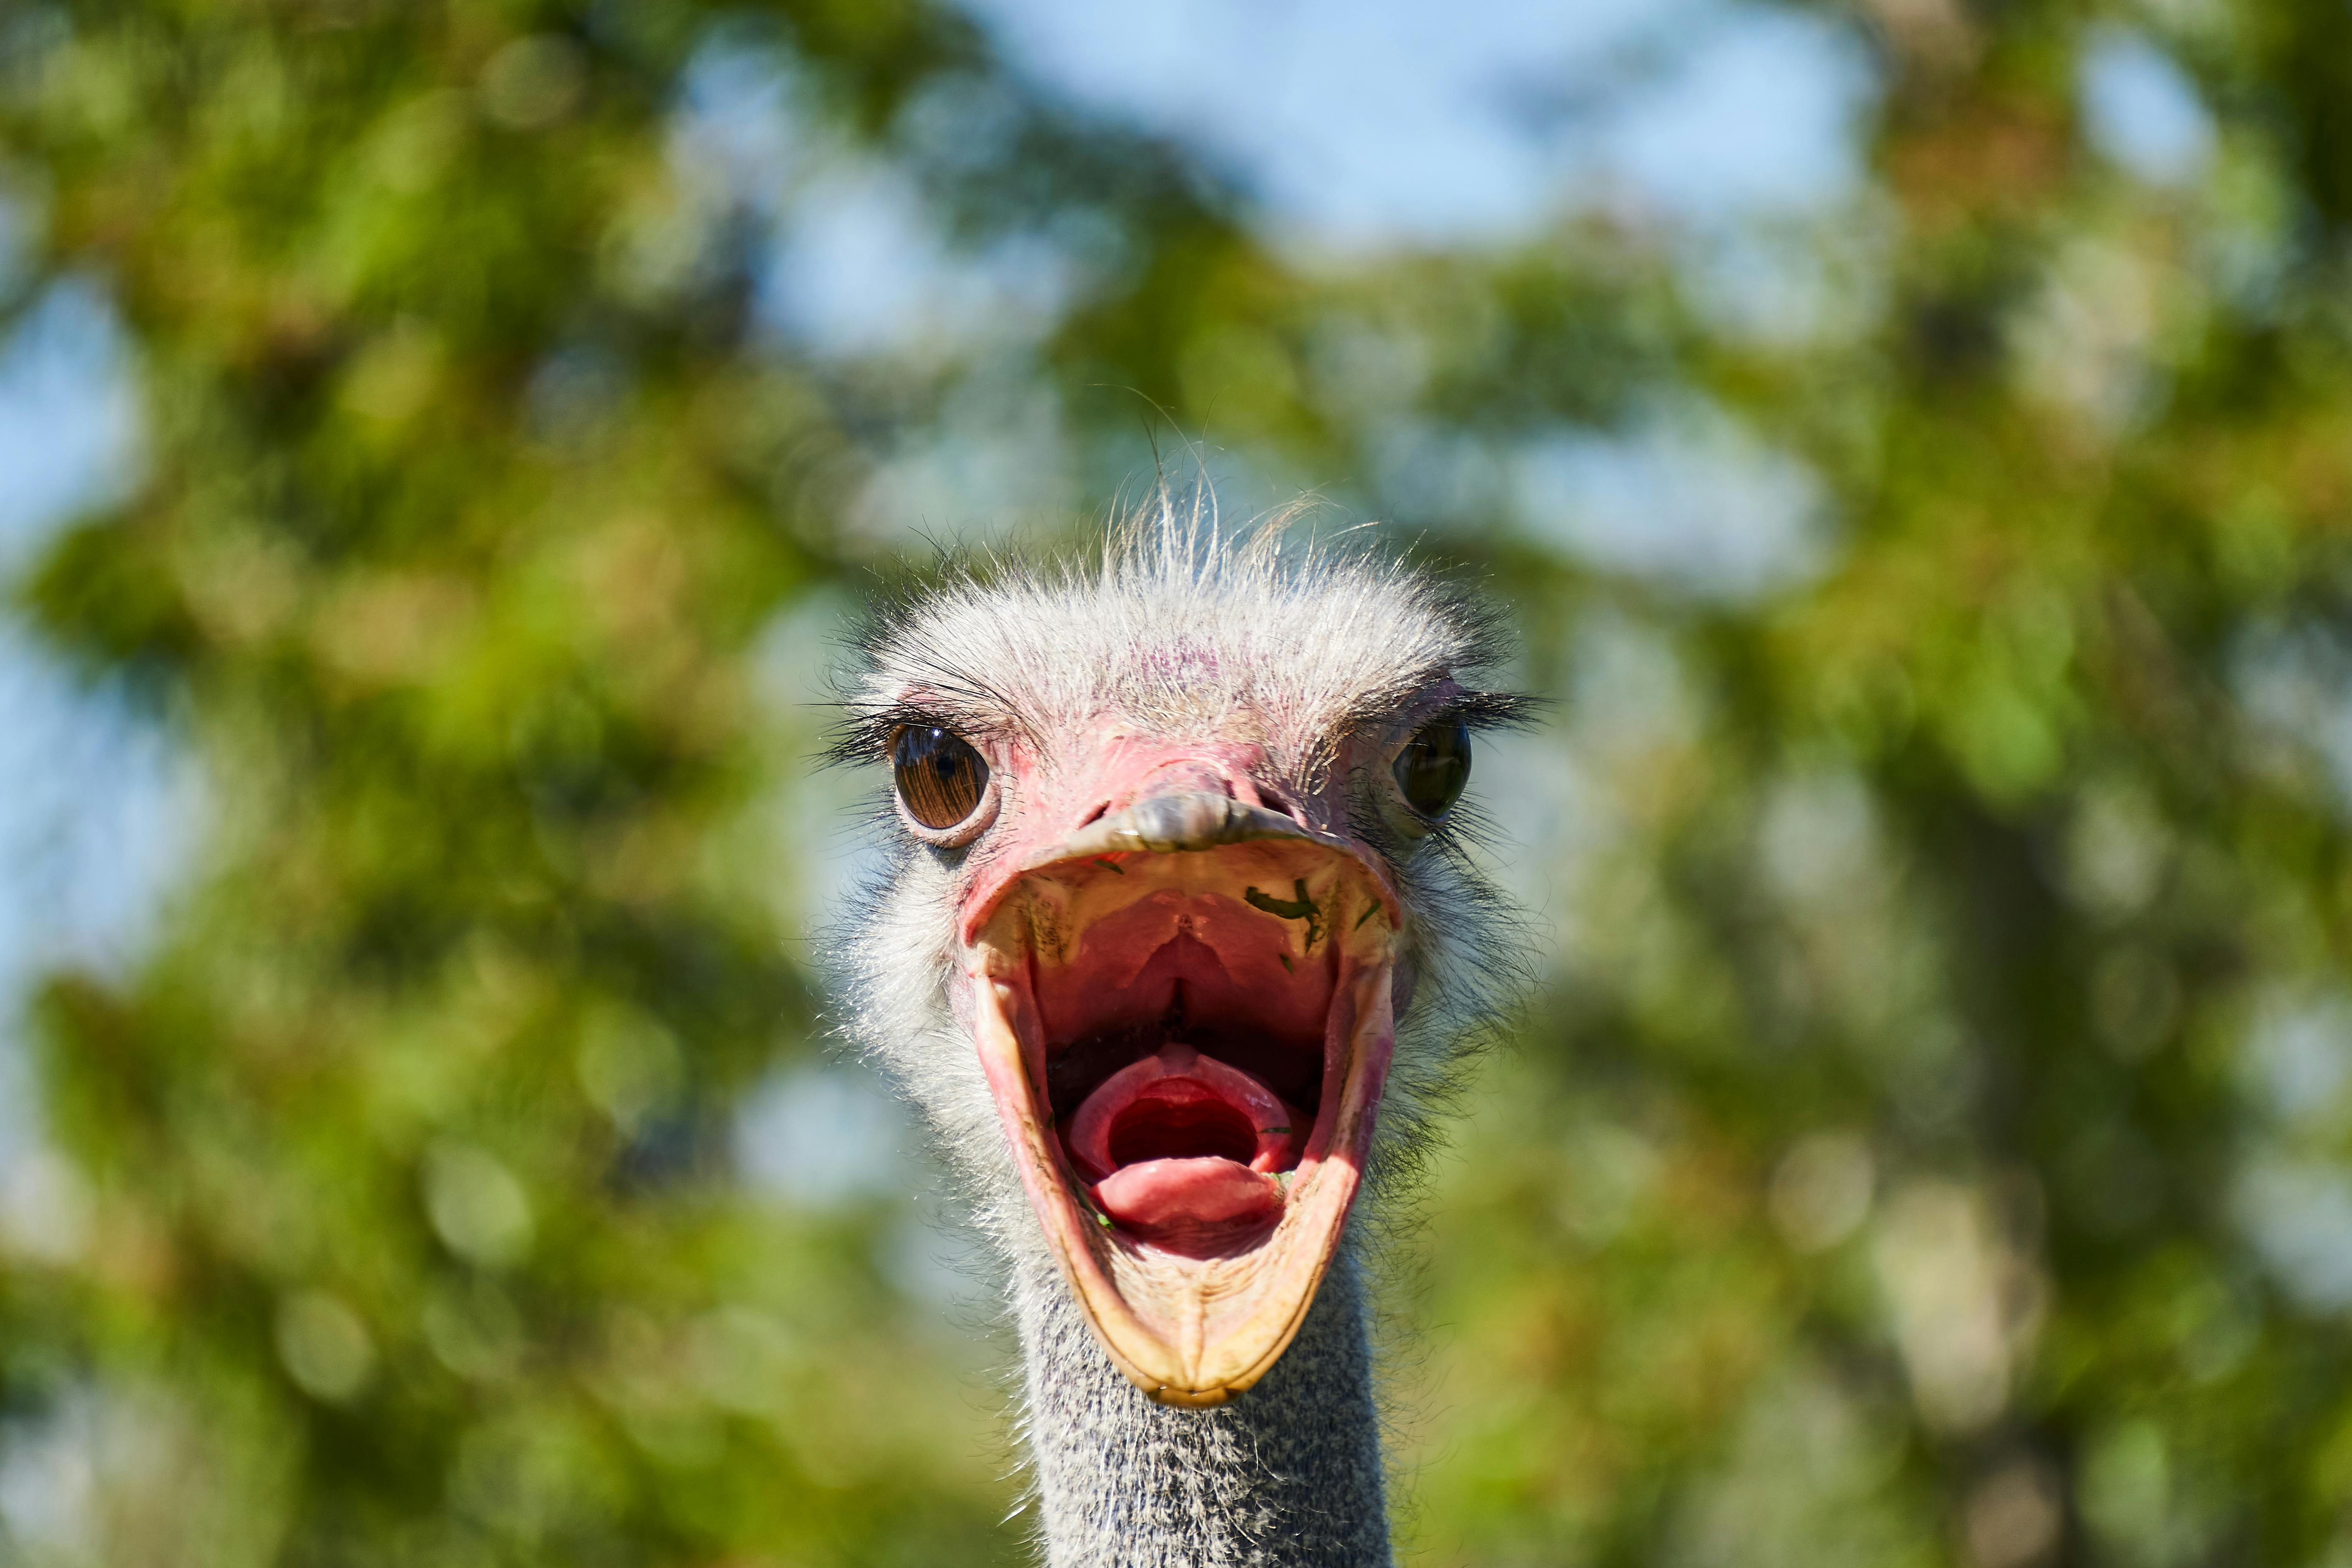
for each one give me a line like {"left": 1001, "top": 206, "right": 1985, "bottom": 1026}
{"left": 7, "top": 0, "right": 2352, "bottom": 1565}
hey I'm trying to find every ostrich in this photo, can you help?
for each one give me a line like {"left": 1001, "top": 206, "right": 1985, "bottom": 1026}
{"left": 830, "top": 498, "right": 1526, "bottom": 1567}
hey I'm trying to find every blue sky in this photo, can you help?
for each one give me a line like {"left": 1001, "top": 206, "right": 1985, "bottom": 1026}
{"left": 953, "top": 0, "right": 1872, "bottom": 249}
{"left": 0, "top": 278, "right": 179, "bottom": 1171}
{"left": 746, "top": 0, "right": 1876, "bottom": 362}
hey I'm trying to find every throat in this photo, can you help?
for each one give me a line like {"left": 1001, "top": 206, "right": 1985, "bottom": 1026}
{"left": 1014, "top": 1244, "right": 1391, "bottom": 1568}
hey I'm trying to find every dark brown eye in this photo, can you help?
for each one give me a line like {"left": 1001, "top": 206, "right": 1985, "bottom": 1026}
{"left": 893, "top": 725, "right": 989, "bottom": 831}
{"left": 1393, "top": 714, "right": 1471, "bottom": 819}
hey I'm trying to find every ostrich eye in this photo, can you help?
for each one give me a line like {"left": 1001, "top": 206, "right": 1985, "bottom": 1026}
{"left": 1393, "top": 713, "right": 1471, "bottom": 819}
{"left": 893, "top": 725, "right": 989, "bottom": 830}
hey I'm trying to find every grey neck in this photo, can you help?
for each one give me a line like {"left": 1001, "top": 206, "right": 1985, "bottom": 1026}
{"left": 1013, "top": 1249, "right": 1392, "bottom": 1568}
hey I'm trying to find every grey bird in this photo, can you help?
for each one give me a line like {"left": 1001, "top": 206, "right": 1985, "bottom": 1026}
{"left": 829, "top": 495, "right": 1529, "bottom": 1566}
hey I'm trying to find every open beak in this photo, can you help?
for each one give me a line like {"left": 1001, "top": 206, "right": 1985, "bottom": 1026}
{"left": 962, "top": 792, "right": 1399, "bottom": 1406}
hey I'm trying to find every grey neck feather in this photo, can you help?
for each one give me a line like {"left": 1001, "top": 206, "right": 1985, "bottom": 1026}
{"left": 1013, "top": 1247, "right": 1392, "bottom": 1568}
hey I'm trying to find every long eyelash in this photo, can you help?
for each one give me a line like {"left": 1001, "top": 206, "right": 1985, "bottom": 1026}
{"left": 1344, "top": 689, "right": 1540, "bottom": 750}
{"left": 1453, "top": 690, "right": 1544, "bottom": 731}
{"left": 824, "top": 703, "right": 959, "bottom": 768}
{"left": 1419, "top": 789, "right": 1506, "bottom": 867}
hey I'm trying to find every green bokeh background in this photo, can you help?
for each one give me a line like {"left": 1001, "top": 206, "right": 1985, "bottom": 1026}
{"left": 4, "top": 1, "right": 2352, "bottom": 1564}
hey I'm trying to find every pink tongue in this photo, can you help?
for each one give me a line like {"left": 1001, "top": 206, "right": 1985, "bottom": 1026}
{"left": 1095, "top": 1158, "right": 1281, "bottom": 1234}
{"left": 1067, "top": 1044, "right": 1300, "bottom": 1236}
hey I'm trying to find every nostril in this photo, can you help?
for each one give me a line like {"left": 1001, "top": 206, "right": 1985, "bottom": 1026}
{"left": 1257, "top": 792, "right": 1301, "bottom": 823}
{"left": 1078, "top": 802, "right": 1109, "bottom": 827}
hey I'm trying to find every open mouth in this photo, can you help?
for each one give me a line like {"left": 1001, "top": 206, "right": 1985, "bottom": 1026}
{"left": 963, "top": 796, "right": 1398, "bottom": 1405}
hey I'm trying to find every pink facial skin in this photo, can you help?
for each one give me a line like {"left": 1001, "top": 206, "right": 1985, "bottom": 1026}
{"left": 955, "top": 731, "right": 1306, "bottom": 947}
{"left": 941, "top": 684, "right": 1471, "bottom": 940}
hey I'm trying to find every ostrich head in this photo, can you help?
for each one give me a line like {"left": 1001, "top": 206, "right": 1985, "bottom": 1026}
{"left": 833, "top": 500, "right": 1525, "bottom": 1408}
